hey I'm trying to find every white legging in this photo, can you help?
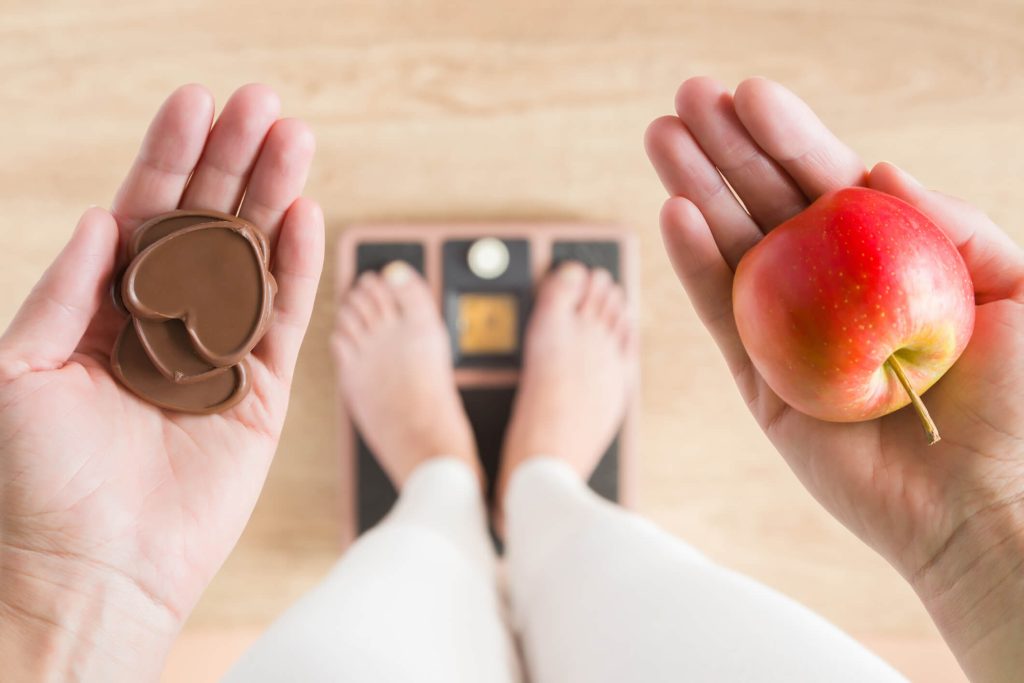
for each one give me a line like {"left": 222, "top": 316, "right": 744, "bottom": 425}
{"left": 223, "top": 458, "right": 906, "bottom": 682}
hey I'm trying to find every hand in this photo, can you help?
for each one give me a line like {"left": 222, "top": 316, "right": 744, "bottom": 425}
{"left": 0, "top": 84, "right": 323, "bottom": 681}
{"left": 646, "top": 77, "right": 1024, "bottom": 681}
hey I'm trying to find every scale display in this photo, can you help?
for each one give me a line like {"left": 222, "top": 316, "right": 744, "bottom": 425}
{"left": 456, "top": 293, "right": 519, "bottom": 355}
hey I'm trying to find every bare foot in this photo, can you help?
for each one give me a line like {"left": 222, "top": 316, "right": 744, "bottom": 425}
{"left": 333, "top": 262, "right": 479, "bottom": 489}
{"left": 495, "top": 262, "right": 635, "bottom": 518}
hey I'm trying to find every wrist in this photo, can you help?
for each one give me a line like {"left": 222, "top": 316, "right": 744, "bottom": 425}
{"left": 0, "top": 542, "right": 181, "bottom": 682}
{"left": 910, "top": 495, "right": 1024, "bottom": 682}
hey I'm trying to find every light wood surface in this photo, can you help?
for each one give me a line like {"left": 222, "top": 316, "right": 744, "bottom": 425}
{"left": 3, "top": 1, "right": 1022, "bottom": 680}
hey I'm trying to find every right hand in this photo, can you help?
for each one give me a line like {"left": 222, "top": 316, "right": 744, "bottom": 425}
{"left": 645, "top": 76, "right": 1024, "bottom": 682}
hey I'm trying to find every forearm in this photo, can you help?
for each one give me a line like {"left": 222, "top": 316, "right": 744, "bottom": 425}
{"left": 0, "top": 543, "right": 180, "bottom": 682}
{"left": 911, "top": 497, "right": 1024, "bottom": 683}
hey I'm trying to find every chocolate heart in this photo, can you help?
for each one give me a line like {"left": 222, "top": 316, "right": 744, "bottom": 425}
{"left": 134, "top": 317, "right": 225, "bottom": 383}
{"left": 117, "top": 211, "right": 274, "bottom": 383}
{"left": 122, "top": 220, "right": 274, "bottom": 367}
{"left": 111, "top": 322, "right": 249, "bottom": 414}
{"left": 129, "top": 209, "right": 268, "bottom": 261}
{"left": 112, "top": 211, "right": 269, "bottom": 316}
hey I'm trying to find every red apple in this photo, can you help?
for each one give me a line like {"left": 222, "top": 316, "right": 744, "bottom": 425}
{"left": 733, "top": 187, "right": 974, "bottom": 442}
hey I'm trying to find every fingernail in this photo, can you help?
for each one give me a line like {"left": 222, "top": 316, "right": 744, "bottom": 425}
{"left": 559, "top": 262, "right": 586, "bottom": 283}
{"left": 383, "top": 261, "right": 411, "bottom": 286}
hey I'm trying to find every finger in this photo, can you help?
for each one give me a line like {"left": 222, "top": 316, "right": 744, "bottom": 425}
{"left": 674, "top": 77, "right": 807, "bottom": 229}
{"left": 869, "top": 162, "right": 1024, "bottom": 304}
{"left": 0, "top": 208, "right": 119, "bottom": 379}
{"left": 645, "top": 115, "right": 763, "bottom": 269}
{"left": 238, "top": 118, "right": 315, "bottom": 246}
{"left": 179, "top": 83, "right": 281, "bottom": 214}
{"left": 659, "top": 197, "right": 752, "bottom": 380}
{"left": 253, "top": 197, "right": 325, "bottom": 382}
{"left": 733, "top": 77, "right": 867, "bottom": 199}
{"left": 111, "top": 84, "right": 214, "bottom": 238}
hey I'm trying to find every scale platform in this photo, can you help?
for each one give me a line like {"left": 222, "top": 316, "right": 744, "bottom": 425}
{"left": 336, "top": 223, "right": 639, "bottom": 546}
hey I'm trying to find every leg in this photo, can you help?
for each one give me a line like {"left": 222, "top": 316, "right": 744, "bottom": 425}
{"left": 225, "top": 264, "right": 518, "bottom": 683}
{"left": 497, "top": 264, "right": 905, "bottom": 683}
{"left": 506, "top": 460, "right": 905, "bottom": 682}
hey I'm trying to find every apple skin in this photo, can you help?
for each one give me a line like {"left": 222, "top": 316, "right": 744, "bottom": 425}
{"left": 733, "top": 187, "right": 975, "bottom": 423}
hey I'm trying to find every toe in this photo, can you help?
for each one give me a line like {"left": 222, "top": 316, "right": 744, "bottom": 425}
{"left": 331, "top": 331, "right": 356, "bottom": 367}
{"left": 333, "top": 333, "right": 358, "bottom": 370}
{"left": 600, "top": 284, "right": 626, "bottom": 330}
{"left": 536, "top": 261, "right": 588, "bottom": 314}
{"left": 382, "top": 261, "right": 436, "bottom": 319}
{"left": 616, "top": 310, "right": 637, "bottom": 355}
{"left": 331, "top": 308, "right": 365, "bottom": 364}
{"left": 345, "top": 284, "right": 379, "bottom": 330}
{"left": 335, "top": 308, "right": 364, "bottom": 342}
{"left": 579, "top": 268, "right": 613, "bottom": 317}
{"left": 358, "top": 271, "right": 398, "bottom": 322}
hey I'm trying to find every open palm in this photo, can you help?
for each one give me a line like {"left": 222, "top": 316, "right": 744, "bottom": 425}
{"left": 0, "top": 83, "right": 324, "bottom": 660}
{"left": 645, "top": 77, "right": 1024, "bottom": 588}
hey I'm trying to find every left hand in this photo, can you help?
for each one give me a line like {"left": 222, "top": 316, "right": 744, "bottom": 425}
{"left": 0, "top": 83, "right": 323, "bottom": 681}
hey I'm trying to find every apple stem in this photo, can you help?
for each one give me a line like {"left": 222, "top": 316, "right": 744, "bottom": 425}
{"left": 885, "top": 355, "right": 940, "bottom": 445}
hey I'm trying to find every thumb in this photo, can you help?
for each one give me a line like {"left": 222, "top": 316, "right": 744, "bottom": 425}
{"left": 0, "top": 207, "right": 119, "bottom": 380}
{"left": 869, "top": 161, "right": 1024, "bottom": 304}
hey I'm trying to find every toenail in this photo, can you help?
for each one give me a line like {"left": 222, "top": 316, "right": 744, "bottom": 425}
{"left": 558, "top": 262, "right": 586, "bottom": 283}
{"left": 383, "top": 261, "right": 411, "bottom": 286}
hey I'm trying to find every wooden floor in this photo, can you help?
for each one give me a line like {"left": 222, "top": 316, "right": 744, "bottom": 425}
{"left": 4, "top": 1, "right": 1023, "bottom": 680}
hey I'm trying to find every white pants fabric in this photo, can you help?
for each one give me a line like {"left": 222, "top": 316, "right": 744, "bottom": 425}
{"left": 224, "top": 458, "right": 906, "bottom": 682}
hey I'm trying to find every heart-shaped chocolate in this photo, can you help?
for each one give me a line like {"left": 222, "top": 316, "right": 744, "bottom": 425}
{"left": 133, "top": 317, "right": 225, "bottom": 383}
{"left": 129, "top": 209, "right": 268, "bottom": 261}
{"left": 112, "top": 211, "right": 270, "bottom": 317}
{"left": 111, "top": 322, "right": 250, "bottom": 414}
{"left": 122, "top": 220, "right": 275, "bottom": 367}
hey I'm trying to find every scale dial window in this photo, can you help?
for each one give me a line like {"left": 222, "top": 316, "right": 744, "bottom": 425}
{"left": 456, "top": 293, "right": 519, "bottom": 355}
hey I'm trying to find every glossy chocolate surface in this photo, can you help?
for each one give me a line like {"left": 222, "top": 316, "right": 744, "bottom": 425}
{"left": 129, "top": 209, "right": 268, "bottom": 261}
{"left": 134, "top": 317, "right": 224, "bottom": 383}
{"left": 110, "top": 209, "right": 275, "bottom": 412}
{"left": 122, "top": 220, "right": 273, "bottom": 367}
{"left": 111, "top": 322, "right": 249, "bottom": 414}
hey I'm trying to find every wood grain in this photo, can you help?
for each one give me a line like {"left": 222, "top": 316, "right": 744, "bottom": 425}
{"left": 2, "top": 0, "right": 1021, "bottom": 680}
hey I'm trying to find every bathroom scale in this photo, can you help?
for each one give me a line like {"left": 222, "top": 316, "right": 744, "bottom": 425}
{"left": 336, "top": 223, "right": 639, "bottom": 546}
